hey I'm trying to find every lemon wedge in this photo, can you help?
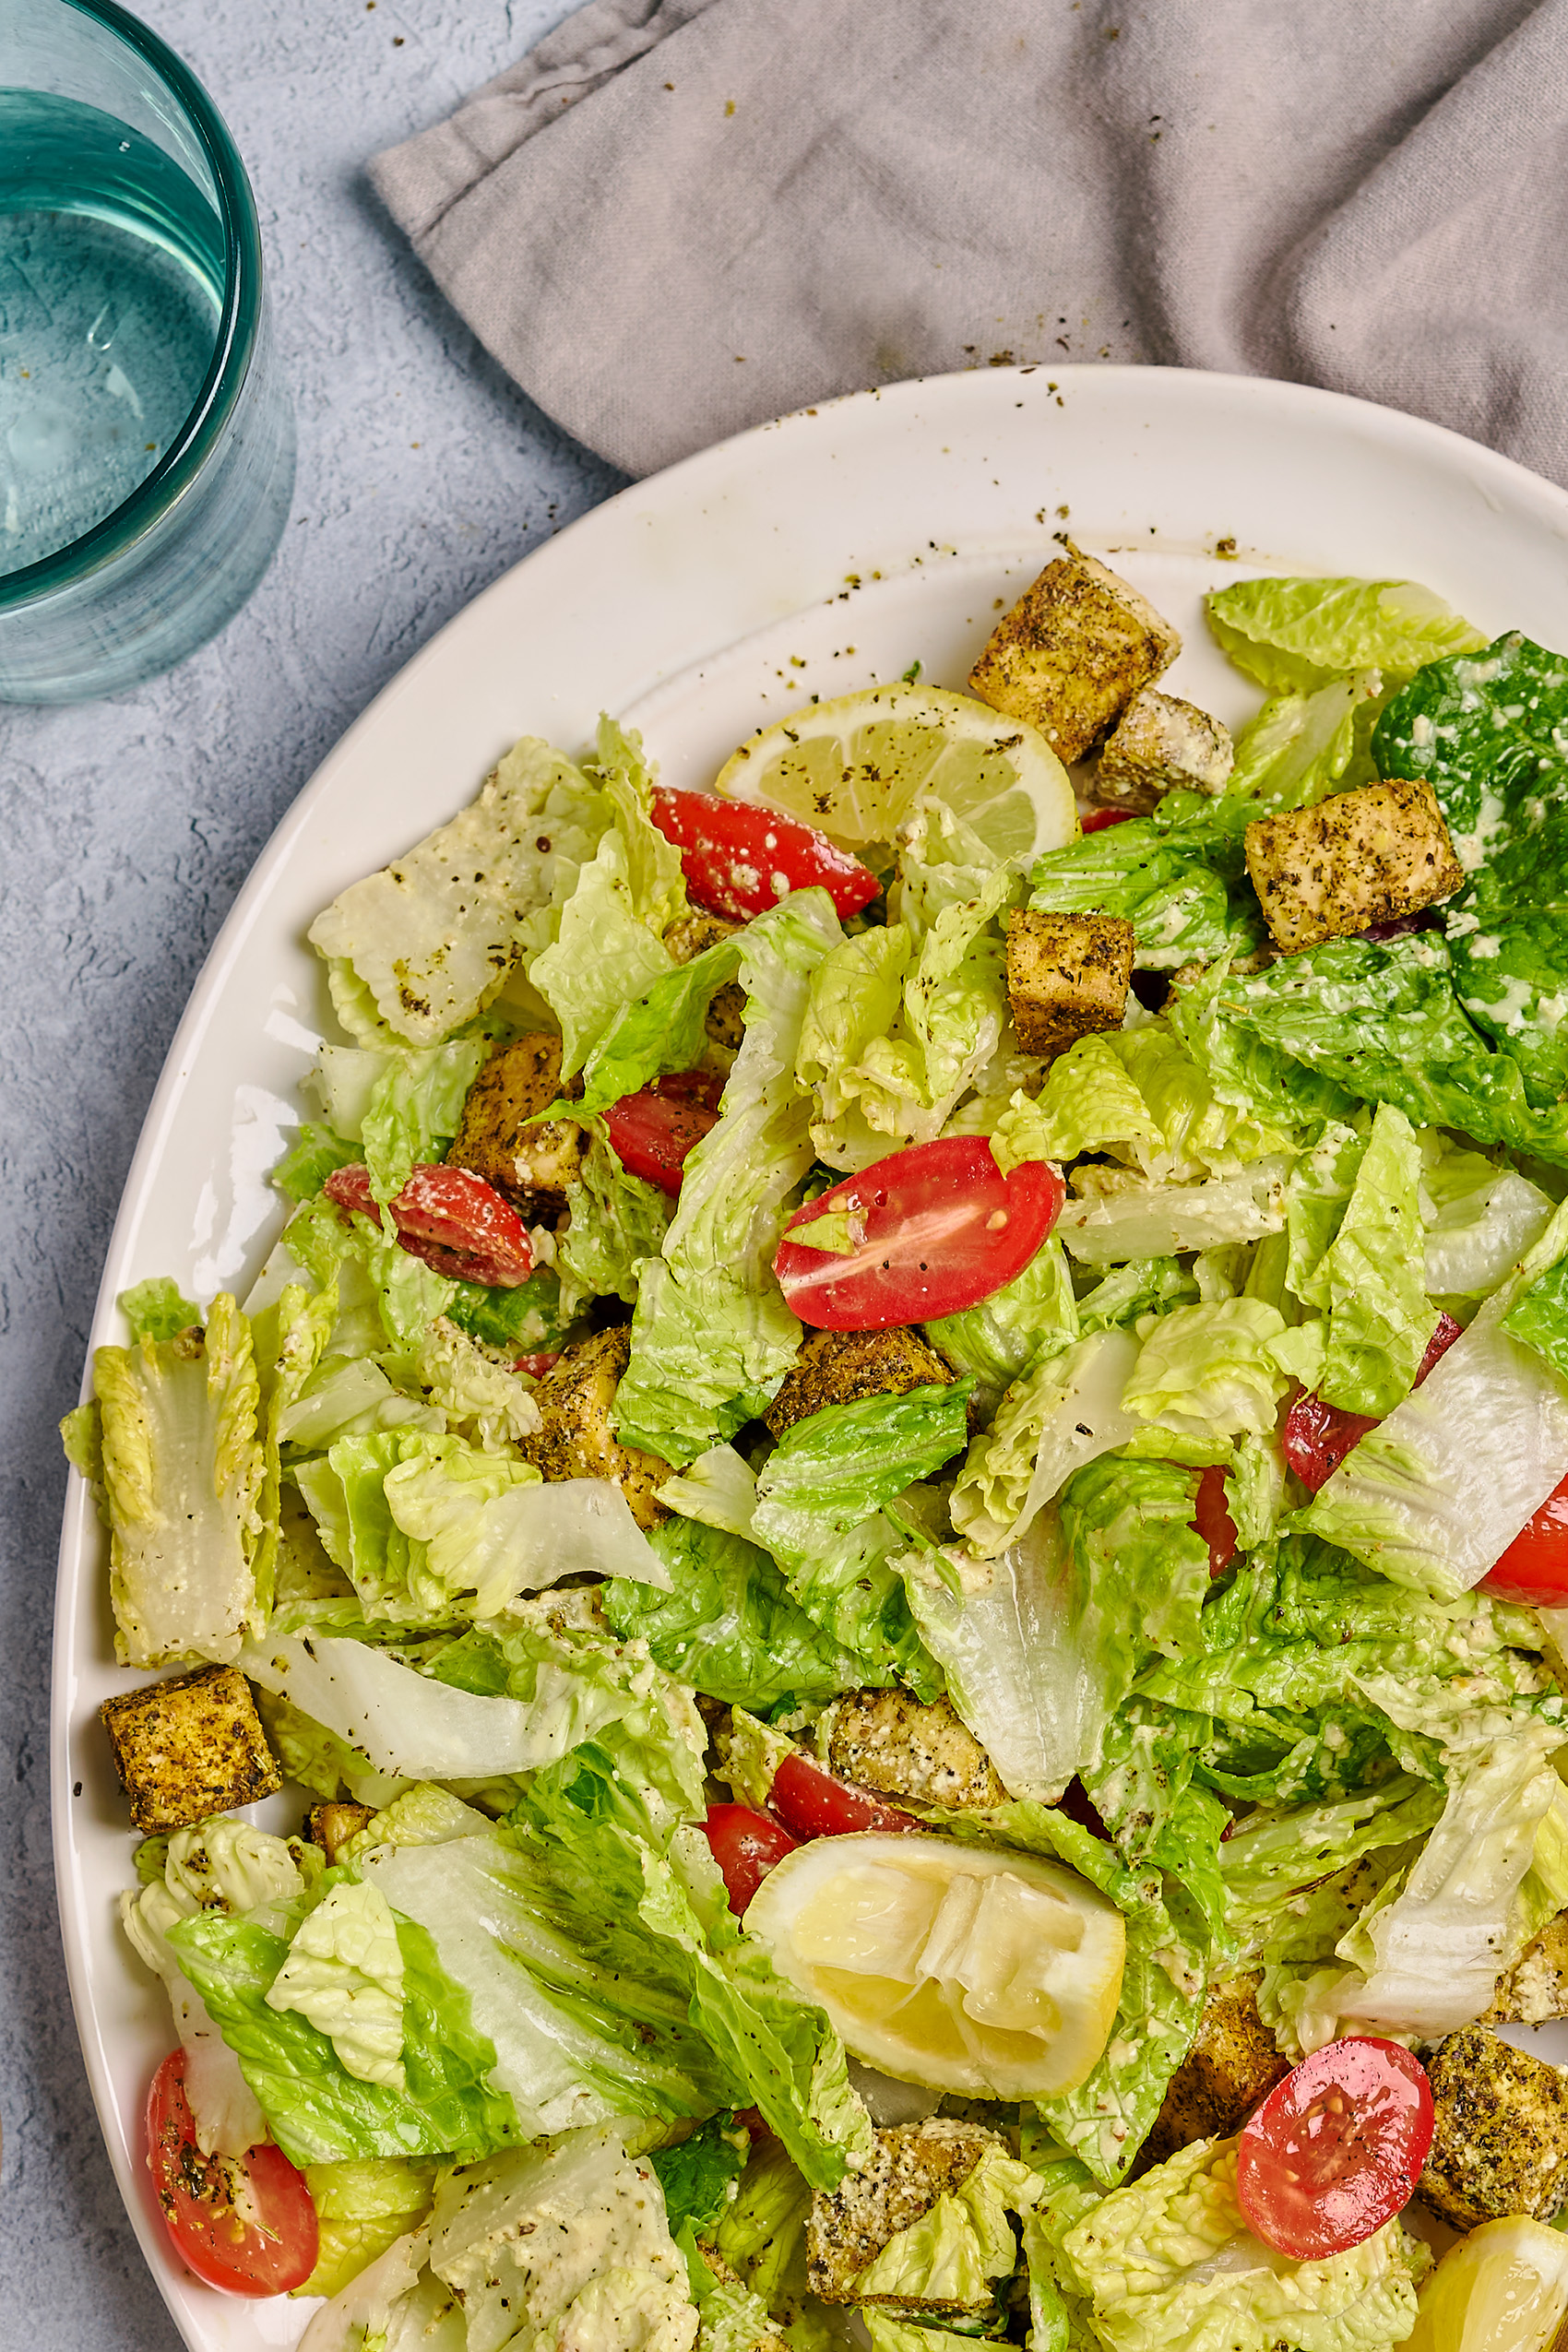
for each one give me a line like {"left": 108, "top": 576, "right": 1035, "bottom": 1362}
{"left": 1405, "top": 2220, "right": 1568, "bottom": 2352}
{"left": 742, "top": 1832, "right": 1124, "bottom": 2098}
{"left": 715, "top": 683, "right": 1077, "bottom": 867}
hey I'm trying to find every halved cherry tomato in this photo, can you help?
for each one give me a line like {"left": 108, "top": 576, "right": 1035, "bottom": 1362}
{"left": 775, "top": 1136, "right": 1066, "bottom": 1330}
{"left": 147, "top": 2049, "right": 318, "bottom": 2296}
{"left": 703, "top": 1804, "right": 800, "bottom": 1914}
{"left": 604, "top": 1071, "right": 726, "bottom": 1195}
{"left": 650, "top": 786, "right": 880, "bottom": 922}
{"left": 1193, "top": 1464, "right": 1238, "bottom": 1577}
{"left": 1237, "top": 2037, "right": 1433, "bottom": 2260}
{"left": 515, "top": 1350, "right": 561, "bottom": 1380}
{"left": 1283, "top": 1313, "right": 1464, "bottom": 1493}
{"left": 1481, "top": 1468, "right": 1568, "bottom": 1605}
{"left": 769, "top": 1752, "right": 920, "bottom": 1840}
{"left": 1080, "top": 808, "right": 1137, "bottom": 834}
{"left": 325, "top": 1162, "right": 533, "bottom": 1287}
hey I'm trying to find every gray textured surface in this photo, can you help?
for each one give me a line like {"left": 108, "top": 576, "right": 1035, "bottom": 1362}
{"left": 0, "top": 4, "right": 619, "bottom": 2342}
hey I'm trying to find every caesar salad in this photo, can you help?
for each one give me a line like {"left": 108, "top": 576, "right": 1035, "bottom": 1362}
{"left": 61, "top": 543, "right": 1568, "bottom": 2352}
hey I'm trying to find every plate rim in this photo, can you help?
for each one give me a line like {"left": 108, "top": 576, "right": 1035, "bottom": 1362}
{"left": 51, "top": 359, "right": 1568, "bottom": 2349}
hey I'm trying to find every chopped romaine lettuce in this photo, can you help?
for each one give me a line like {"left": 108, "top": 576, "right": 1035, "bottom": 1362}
{"left": 616, "top": 894, "right": 842, "bottom": 1465}
{"left": 117, "top": 1276, "right": 203, "bottom": 1344}
{"left": 924, "top": 1235, "right": 1079, "bottom": 1407}
{"left": 604, "top": 1515, "right": 863, "bottom": 1710}
{"left": 1055, "top": 1158, "right": 1292, "bottom": 1266}
{"left": 1205, "top": 574, "right": 1483, "bottom": 694}
{"left": 307, "top": 736, "right": 607, "bottom": 1046}
{"left": 950, "top": 1329, "right": 1139, "bottom": 1556}
{"left": 94, "top": 1293, "right": 265, "bottom": 1667}
{"left": 1028, "top": 797, "right": 1263, "bottom": 971}
{"left": 1313, "top": 1101, "right": 1438, "bottom": 1418}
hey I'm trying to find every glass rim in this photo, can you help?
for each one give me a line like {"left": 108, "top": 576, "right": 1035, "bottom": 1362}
{"left": 0, "top": 0, "right": 262, "bottom": 612}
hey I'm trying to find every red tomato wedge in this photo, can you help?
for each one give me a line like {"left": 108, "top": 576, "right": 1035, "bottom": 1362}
{"left": 775, "top": 1136, "right": 1066, "bottom": 1330}
{"left": 769, "top": 1752, "right": 920, "bottom": 1840}
{"left": 1237, "top": 2037, "right": 1433, "bottom": 2260}
{"left": 1481, "top": 1468, "right": 1568, "bottom": 1604}
{"left": 650, "top": 785, "right": 880, "bottom": 922}
{"left": 1193, "top": 1464, "right": 1238, "bottom": 1577}
{"left": 703, "top": 1804, "right": 800, "bottom": 1914}
{"left": 604, "top": 1071, "right": 726, "bottom": 1196}
{"left": 1080, "top": 808, "right": 1137, "bottom": 834}
{"left": 325, "top": 1162, "right": 533, "bottom": 1287}
{"left": 147, "top": 2050, "right": 318, "bottom": 2296}
{"left": 1283, "top": 1313, "right": 1464, "bottom": 1493}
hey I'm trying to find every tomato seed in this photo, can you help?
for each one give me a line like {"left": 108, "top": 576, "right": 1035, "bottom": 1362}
{"left": 985, "top": 1208, "right": 1009, "bottom": 1229}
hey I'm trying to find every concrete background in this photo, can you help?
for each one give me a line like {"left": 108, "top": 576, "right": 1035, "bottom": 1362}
{"left": 0, "top": 5, "right": 619, "bottom": 2341}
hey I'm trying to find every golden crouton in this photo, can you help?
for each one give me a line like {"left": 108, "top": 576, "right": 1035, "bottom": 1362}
{"left": 517, "top": 1324, "right": 670, "bottom": 1531}
{"left": 968, "top": 544, "right": 1181, "bottom": 763}
{"left": 825, "top": 1689, "right": 1005, "bottom": 1811}
{"left": 1420, "top": 2025, "right": 1568, "bottom": 2230}
{"left": 100, "top": 1664, "right": 281, "bottom": 1835}
{"left": 764, "top": 1325, "right": 956, "bottom": 1438}
{"left": 665, "top": 909, "right": 749, "bottom": 1054}
{"left": 1488, "top": 1910, "right": 1568, "bottom": 2025}
{"left": 1093, "top": 687, "right": 1234, "bottom": 814}
{"left": 449, "top": 1033, "right": 584, "bottom": 1217}
{"left": 808, "top": 2120, "right": 1004, "bottom": 2308}
{"left": 1141, "top": 1975, "right": 1288, "bottom": 2165}
{"left": 1244, "top": 778, "right": 1463, "bottom": 956}
{"left": 303, "top": 1800, "right": 375, "bottom": 1866}
{"left": 1005, "top": 908, "right": 1134, "bottom": 1057}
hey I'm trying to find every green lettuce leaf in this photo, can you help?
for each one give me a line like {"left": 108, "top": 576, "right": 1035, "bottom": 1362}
{"left": 1222, "top": 670, "right": 1385, "bottom": 815}
{"left": 1205, "top": 573, "right": 1483, "bottom": 695}
{"left": 997, "top": 1025, "right": 1300, "bottom": 1183}
{"left": 1028, "top": 796, "right": 1263, "bottom": 972}
{"left": 616, "top": 893, "right": 843, "bottom": 1465}
{"left": 1312, "top": 1101, "right": 1438, "bottom": 1417}
{"left": 307, "top": 735, "right": 608, "bottom": 1047}
{"left": 532, "top": 826, "right": 676, "bottom": 1077}
{"left": 1503, "top": 1252, "right": 1568, "bottom": 1380}
{"left": 574, "top": 937, "right": 745, "bottom": 1120}
{"left": 650, "top": 2116, "right": 750, "bottom": 2238}
{"left": 604, "top": 1514, "right": 864, "bottom": 1711}
{"left": 1123, "top": 1298, "right": 1289, "bottom": 1439}
{"left": 950, "top": 1329, "right": 1140, "bottom": 1557}
{"left": 117, "top": 1276, "right": 203, "bottom": 1344}
{"left": 586, "top": 716, "right": 689, "bottom": 932}
{"left": 751, "top": 1382, "right": 968, "bottom": 1689}
{"left": 265, "top": 1878, "right": 408, "bottom": 2088}
{"left": 1421, "top": 1144, "right": 1553, "bottom": 1300}
{"left": 171, "top": 1893, "right": 527, "bottom": 2165}
{"left": 297, "top": 2156, "right": 434, "bottom": 2301}
{"left": 272, "top": 1123, "right": 361, "bottom": 1205}
{"left": 512, "top": 1739, "right": 873, "bottom": 2187}
{"left": 923, "top": 1236, "right": 1079, "bottom": 1408}
{"left": 1376, "top": 633, "right": 1568, "bottom": 1102}
{"left": 93, "top": 1293, "right": 265, "bottom": 1668}
{"left": 1057, "top": 2133, "right": 1429, "bottom": 2352}
{"left": 1205, "top": 934, "right": 1568, "bottom": 1165}
{"left": 557, "top": 1130, "right": 673, "bottom": 1313}
{"left": 1055, "top": 1158, "right": 1292, "bottom": 1268}
{"left": 797, "top": 862, "right": 1016, "bottom": 1165}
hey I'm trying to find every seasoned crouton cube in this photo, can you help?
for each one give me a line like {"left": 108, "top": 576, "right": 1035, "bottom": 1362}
{"left": 100, "top": 1664, "right": 281, "bottom": 1835}
{"left": 765, "top": 1325, "right": 956, "bottom": 1438}
{"left": 968, "top": 544, "right": 1181, "bottom": 763}
{"left": 1093, "top": 687, "right": 1234, "bottom": 814}
{"left": 1005, "top": 908, "right": 1134, "bottom": 1057}
{"left": 449, "top": 1033, "right": 584, "bottom": 1217}
{"left": 825, "top": 1689, "right": 1005, "bottom": 1812}
{"left": 808, "top": 2120, "right": 1004, "bottom": 2308}
{"left": 665, "top": 909, "right": 748, "bottom": 1054}
{"left": 1420, "top": 2025, "right": 1568, "bottom": 2230}
{"left": 303, "top": 1800, "right": 375, "bottom": 1866}
{"left": 1489, "top": 1910, "right": 1568, "bottom": 2025}
{"left": 1141, "top": 1975, "right": 1288, "bottom": 2165}
{"left": 518, "top": 1324, "right": 669, "bottom": 1531}
{"left": 1244, "top": 778, "right": 1463, "bottom": 956}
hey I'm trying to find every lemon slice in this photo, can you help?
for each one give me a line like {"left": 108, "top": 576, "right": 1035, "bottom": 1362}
{"left": 1405, "top": 2219, "right": 1568, "bottom": 2352}
{"left": 716, "top": 683, "right": 1077, "bottom": 867}
{"left": 742, "top": 1832, "right": 1124, "bottom": 2098}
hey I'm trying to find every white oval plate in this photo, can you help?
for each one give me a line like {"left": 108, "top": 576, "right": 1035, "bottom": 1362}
{"left": 53, "top": 364, "right": 1568, "bottom": 2349}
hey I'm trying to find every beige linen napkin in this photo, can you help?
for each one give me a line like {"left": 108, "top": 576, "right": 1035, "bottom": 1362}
{"left": 371, "top": 0, "right": 1568, "bottom": 481}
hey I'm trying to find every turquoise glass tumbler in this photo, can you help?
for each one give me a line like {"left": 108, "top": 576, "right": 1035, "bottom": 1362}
{"left": 0, "top": 0, "right": 294, "bottom": 701}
